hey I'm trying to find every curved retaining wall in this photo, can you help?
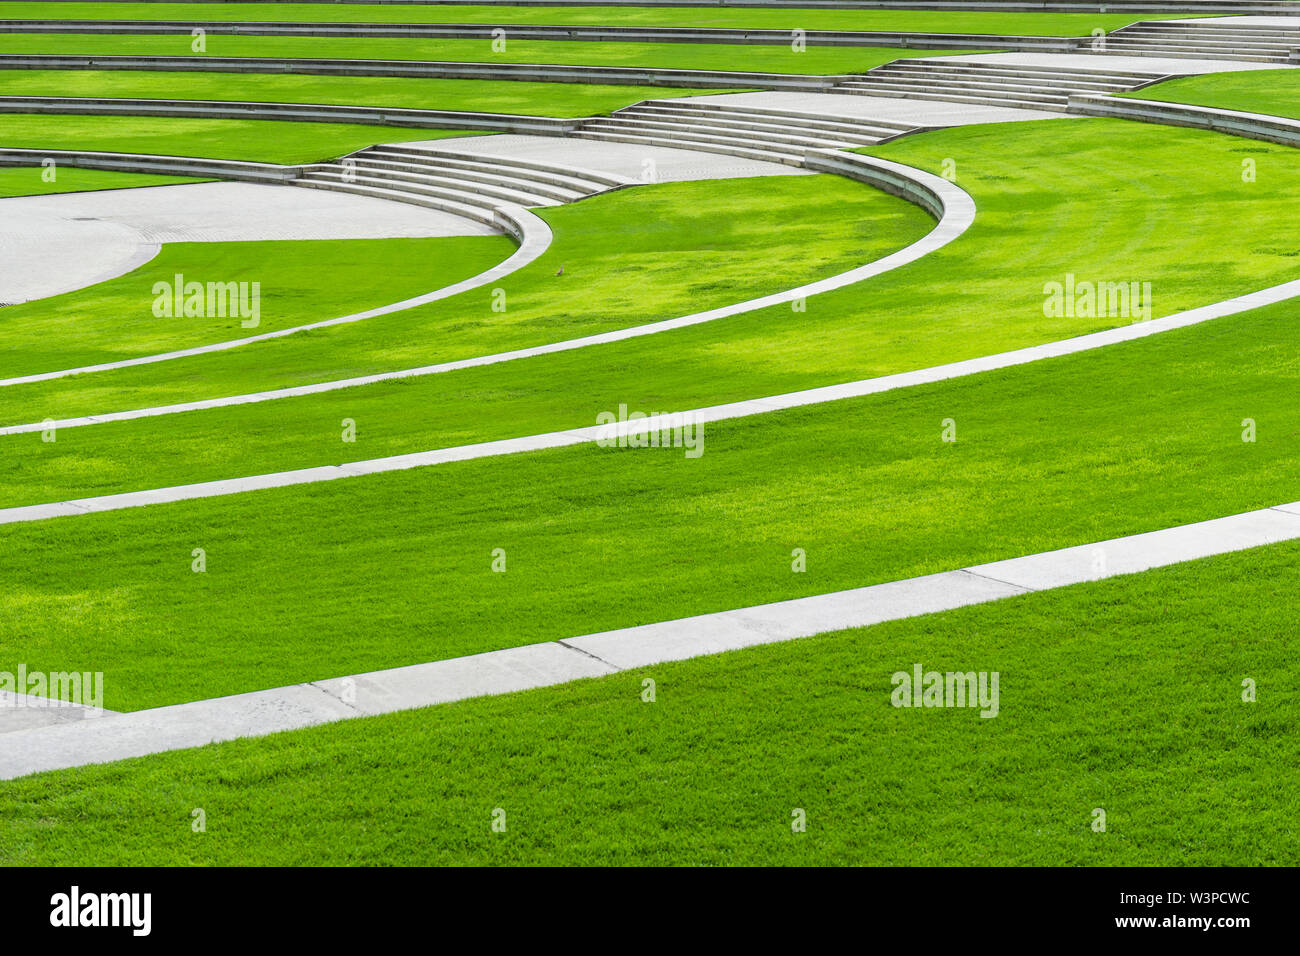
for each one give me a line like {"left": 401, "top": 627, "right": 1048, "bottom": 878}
{"left": 0, "top": 55, "right": 842, "bottom": 91}
{"left": 1069, "top": 94, "right": 1300, "bottom": 148}
{"left": 0, "top": 95, "right": 581, "bottom": 134}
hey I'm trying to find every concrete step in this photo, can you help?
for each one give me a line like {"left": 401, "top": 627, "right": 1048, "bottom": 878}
{"left": 1093, "top": 43, "right": 1288, "bottom": 61}
{"left": 1117, "top": 24, "right": 1300, "bottom": 38}
{"left": 622, "top": 104, "right": 900, "bottom": 140}
{"left": 584, "top": 117, "right": 848, "bottom": 152}
{"left": 834, "top": 84, "right": 1067, "bottom": 112}
{"left": 293, "top": 178, "right": 499, "bottom": 226}
{"left": 349, "top": 155, "right": 587, "bottom": 202}
{"left": 309, "top": 162, "right": 559, "bottom": 207}
{"left": 571, "top": 128, "right": 802, "bottom": 166}
{"left": 592, "top": 114, "right": 871, "bottom": 149}
{"left": 360, "top": 143, "right": 626, "bottom": 190}
{"left": 1112, "top": 30, "right": 1296, "bottom": 46}
{"left": 361, "top": 148, "right": 612, "bottom": 195}
{"left": 637, "top": 96, "right": 916, "bottom": 133}
{"left": 841, "top": 78, "right": 1069, "bottom": 105}
{"left": 297, "top": 169, "right": 512, "bottom": 213}
{"left": 860, "top": 67, "right": 1132, "bottom": 93}
{"left": 883, "top": 58, "right": 1157, "bottom": 82}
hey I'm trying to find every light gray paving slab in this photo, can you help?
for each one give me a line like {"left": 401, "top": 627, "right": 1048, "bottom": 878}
{"left": 394, "top": 133, "right": 810, "bottom": 182}
{"left": 970, "top": 508, "right": 1300, "bottom": 592}
{"left": 565, "top": 570, "right": 1024, "bottom": 669}
{"left": 1173, "top": 15, "right": 1300, "bottom": 25}
{"left": 0, "top": 211, "right": 157, "bottom": 304}
{"left": 0, "top": 684, "right": 360, "bottom": 780}
{"left": 311, "top": 642, "right": 617, "bottom": 717}
{"left": 691, "top": 90, "right": 1072, "bottom": 124}
{"left": 1273, "top": 501, "right": 1300, "bottom": 516}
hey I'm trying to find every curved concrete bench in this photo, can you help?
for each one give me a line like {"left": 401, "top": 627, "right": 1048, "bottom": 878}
{"left": 1068, "top": 93, "right": 1300, "bottom": 148}
{"left": 0, "top": 20, "right": 1081, "bottom": 52}
{"left": 0, "top": 95, "right": 580, "bottom": 134}
{"left": 0, "top": 54, "right": 840, "bottom": 91}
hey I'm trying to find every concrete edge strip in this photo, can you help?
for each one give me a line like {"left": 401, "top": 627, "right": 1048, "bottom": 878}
{"left": 0, "top": 203, "right": 552, "bottom": 388}
{"left": 0, "top": 151, "right": 971, "bottom": 433}
{"left": 3, "top": 500, "right": 1298, "bottom": 780}
{"left": 2, "top": 269, "right": 1296, "bottom": 522}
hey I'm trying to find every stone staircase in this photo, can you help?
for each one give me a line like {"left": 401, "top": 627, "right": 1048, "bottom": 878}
{"left": 833, "top": 58, "right": 1163, "bottom": 112}
{"left": 570, "top": 98, "right": 916, "bottom": 165}
{"left": 293, "top": 143, "right": 627, "bottom": 223}
{"left": 1092, "top": 19, "right": 1300, "bottom": 63}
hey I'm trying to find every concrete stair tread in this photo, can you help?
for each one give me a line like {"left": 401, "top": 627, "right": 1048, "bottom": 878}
{"left": 362, "top": 149, "right": 613, "bottom": 194}
{"left": 364, "top": 143, "right": 627, "bottom": 189}
{"left": 835, "top": 86, "right": 1066, "bottom": 112}
{"left": 621, "top": 105, "right": 900, "bottom": 139}
{"left": 307, "top": 164, "right": 559, "bottom": 207}
{"left": 855, "top": 70, "right": 1133, "bottom": 93}
{"left": 297, "top": 171, "right": 517, "bottom": 212}
{"left": 341, "top": 157, "right": 587, "bottom": 202}
{"left": 631, "top": 97, "right": 916, "bottom": 132}
{"left": 572, "top": 129, "right": 801, "bottom": 165}
{"left": 293, "top": 179, "right": 498, "bottom": 225}
{"left": 839, "top": 81, "right": 1067, "bottom": 105}
{"left": 587, "top": 116, "right": 866, "bottom": 150}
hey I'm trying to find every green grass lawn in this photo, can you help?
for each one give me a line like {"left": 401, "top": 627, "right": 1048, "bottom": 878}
{"left": 0, "top": 171, "right": 932, "bottom": 391}
{"left": 0, "top": 69, "right": 739, "bottom": 116}
{"left": 5, "top": 119, "right": 1297, "bottom": 472}
{"left": 0, "top": 34, "right": 978, "bottom": 74}
{"left": 1, "top": 534, "right": 1294, "bottom": 865}
{"left": 0, "top": 164, "right": 206, "bottom": 196}
{"left": 0, "top": 112, "right": 481, "bottom": 161}
{"left": 0, "top": 235, "right": 512, "bottom": 358}
{"left": 0, "top": 3, "right": 1200, "bottom": 36}
{"left": 1121, "top": 69, "right": 1300, "bottom": 122}
{"left": 0, "top": 291, "right": 1295, "bottom": 712}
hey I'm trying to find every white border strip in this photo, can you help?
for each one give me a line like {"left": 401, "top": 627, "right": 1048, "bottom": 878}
{"left": 3, "top": 500, "right": 1297, "bottom": 780}
{"left": 2, "top": 273, "right": 1296, "bottom": 525}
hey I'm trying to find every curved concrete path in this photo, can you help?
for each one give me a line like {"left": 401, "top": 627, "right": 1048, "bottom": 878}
{"left": 0, "top": 180, "right": 497, "bottom": 305}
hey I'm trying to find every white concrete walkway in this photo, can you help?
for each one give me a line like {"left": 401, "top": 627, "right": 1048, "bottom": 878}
{"left": 0, "top": 181, "right": 497, "bottom": 304}
{"left": 2, "top": 500, "right": 1297, "bottom": 780}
